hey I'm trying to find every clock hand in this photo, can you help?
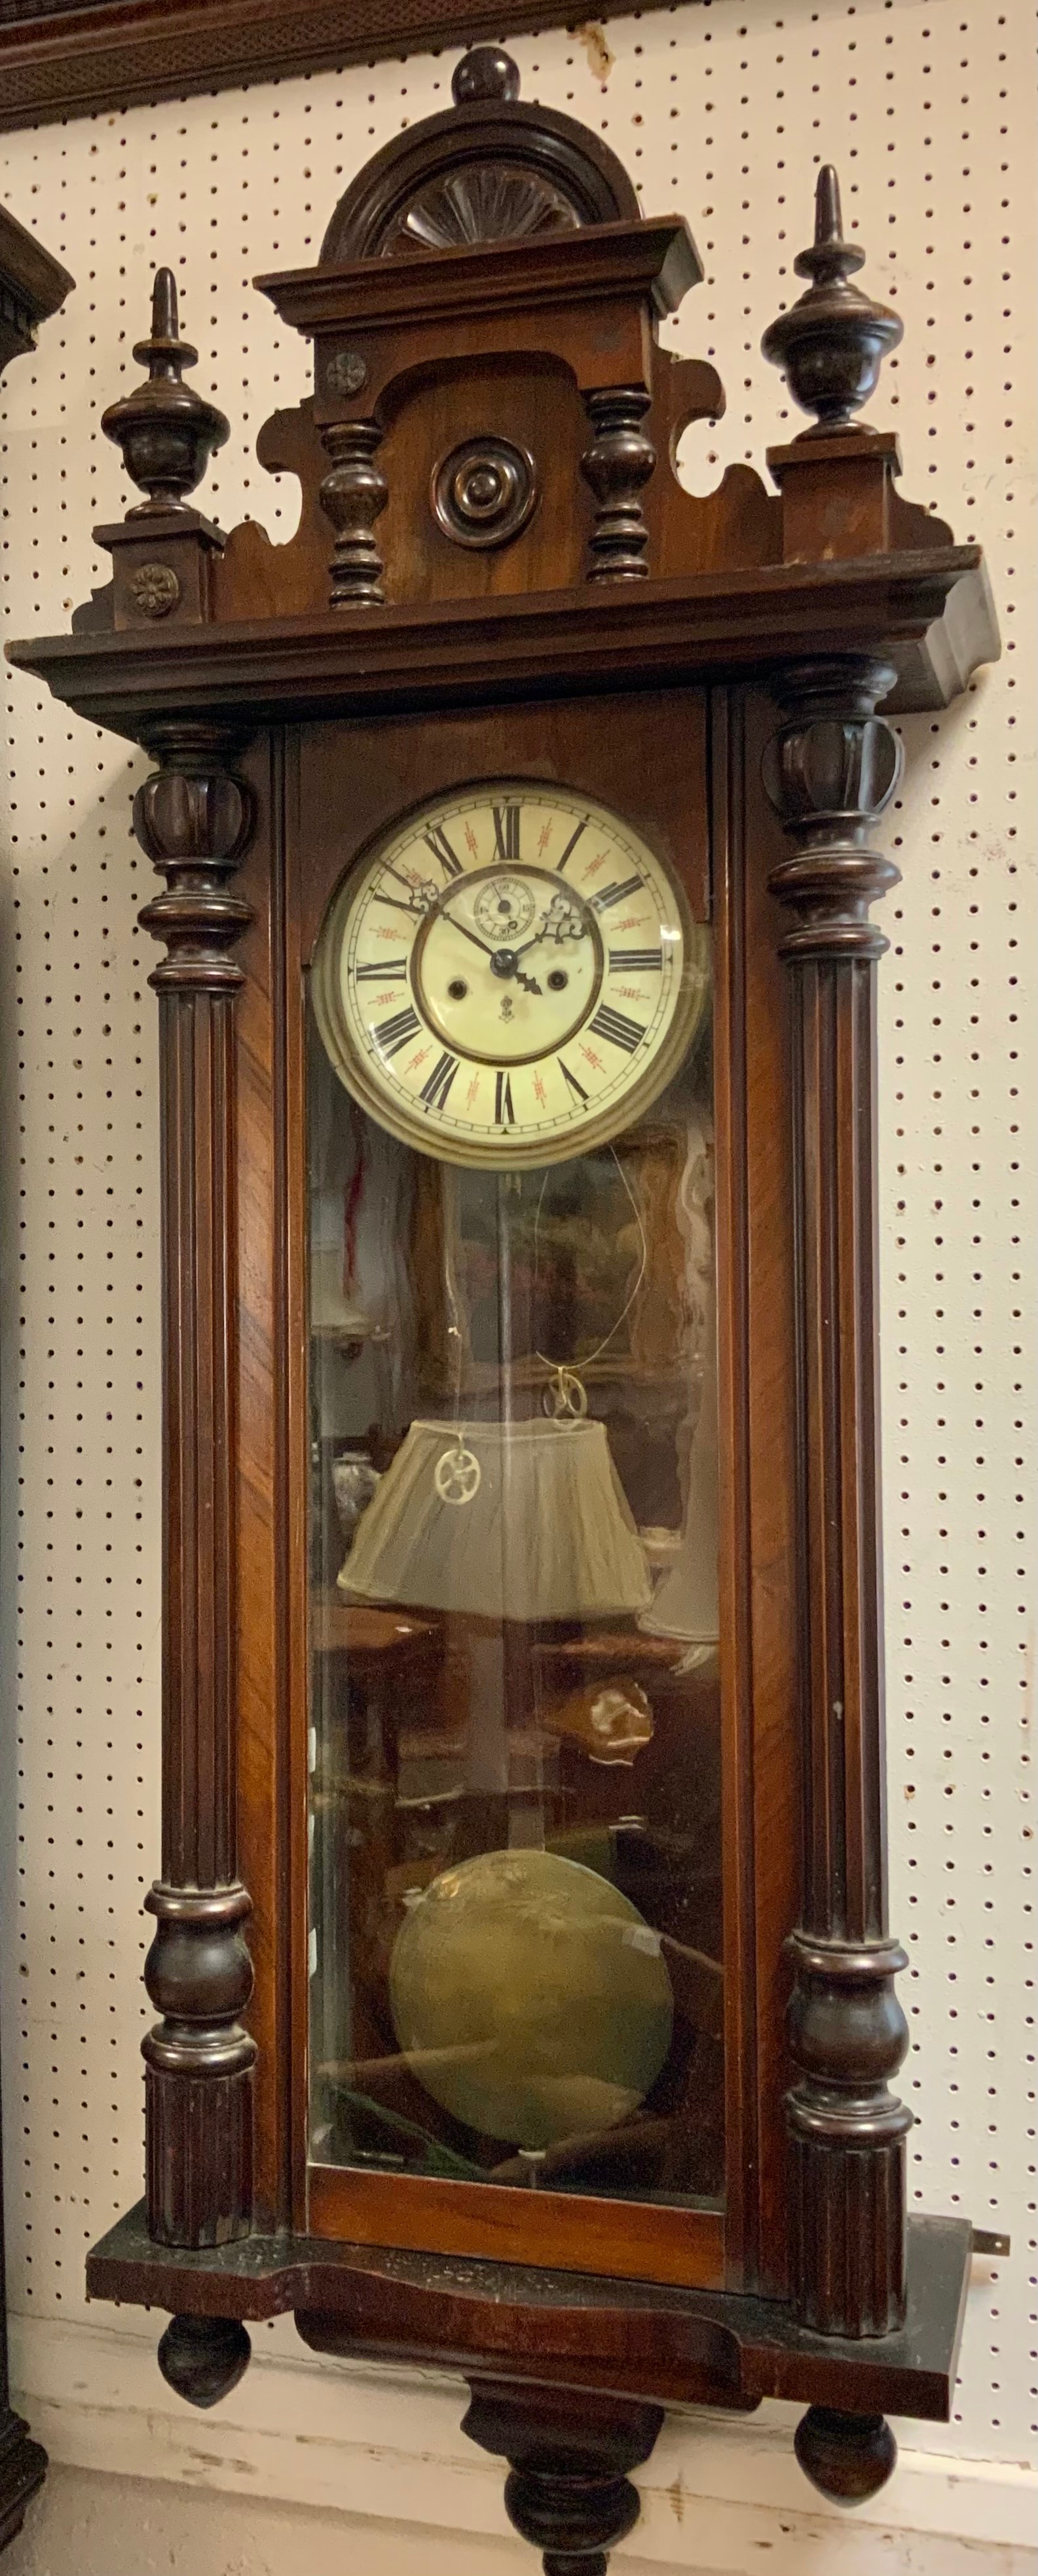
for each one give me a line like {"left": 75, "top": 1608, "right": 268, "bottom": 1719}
{"left": 439, "top": 904, "right": 544, "bottom": 993}
{"left": 444, "top": 915, "right": 498, "bottom": 961}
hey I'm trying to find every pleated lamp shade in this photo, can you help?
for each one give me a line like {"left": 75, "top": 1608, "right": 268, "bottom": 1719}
{"left": 341, "top": 1416, "right": 652, "bottom": 1622}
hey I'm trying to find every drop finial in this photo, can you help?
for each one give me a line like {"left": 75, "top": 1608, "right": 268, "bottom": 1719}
{"left": 761, "top": 163, "right": 902, "bottom": 434}
{"left": 452, "top": 45, "right": 520, "bottom": 106}
{"left": 102, "top": 263, "right": 229, "bottom": 515}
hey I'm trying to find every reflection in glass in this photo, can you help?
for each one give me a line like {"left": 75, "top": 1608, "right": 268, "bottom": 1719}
{"left": 307, "top": 958, "right": 723, "bottom": 2208}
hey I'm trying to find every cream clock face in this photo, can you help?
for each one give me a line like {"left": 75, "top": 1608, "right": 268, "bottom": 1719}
{"left": 312, "top": 782, "right": 709, "bottom": 1169}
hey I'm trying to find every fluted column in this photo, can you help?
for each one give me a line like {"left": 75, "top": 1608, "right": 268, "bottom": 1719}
{"left": 134, "top": 719, "right": 256, "bottom": 2248}
{"left": 762, "top": 656, "right": 911, "bottom": 2339}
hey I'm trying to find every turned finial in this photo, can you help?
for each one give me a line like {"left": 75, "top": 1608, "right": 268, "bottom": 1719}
{"left": 452, "top": 45, "right": 520, "bottom": 105}
{"left": 762, "top": 166, "right": 902, "bottom": 434}
{"left": 102, "top": 264, "right": 229, "bottom": 516}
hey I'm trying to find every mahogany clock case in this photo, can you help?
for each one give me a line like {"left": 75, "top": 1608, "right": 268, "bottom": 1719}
{"left": 5, "top": 40, "right": 999, "bottom": 2555}
{"left": 238, "top": 680, "right": 793, "bottom": 2292}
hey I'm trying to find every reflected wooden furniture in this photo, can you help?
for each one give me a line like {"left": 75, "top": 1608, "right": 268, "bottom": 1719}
{"left": 7, "top": 50, "right": 999, "bottom": 2573}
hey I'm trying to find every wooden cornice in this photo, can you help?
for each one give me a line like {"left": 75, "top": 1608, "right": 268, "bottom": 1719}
{"left": 0, "top": 202, "right": 73, "bottom": 377}
{"left": 0, "top": 2, "right": 701, "bottom": 136}
{"left": 7, "top": 549, "right": 999, "bottom": 739}
{"left": 256, "top": 220, "right": 702, "bottom": 339}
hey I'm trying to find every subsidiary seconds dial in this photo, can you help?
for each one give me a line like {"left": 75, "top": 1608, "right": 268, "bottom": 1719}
{"left": 312, "top": 783, "right": 710, "bottom": 1169}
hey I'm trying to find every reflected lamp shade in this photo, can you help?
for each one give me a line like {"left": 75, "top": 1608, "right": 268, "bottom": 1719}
{"left": 341, "top": 1416, "right": 652, "bottom": 1621}
{"left": 639, "top": 1314, "right": 719, "bottom": 1647}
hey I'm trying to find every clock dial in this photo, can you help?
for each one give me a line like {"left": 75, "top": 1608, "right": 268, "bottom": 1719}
{"left": 312, "top": 783, "right": 709, "bottom": 1167}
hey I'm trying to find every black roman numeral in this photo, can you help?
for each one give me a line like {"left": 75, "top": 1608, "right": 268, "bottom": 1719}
{"left": 492, "top": 803, "right": 521, "bottom": 863}
{"left": 608, "top": 947, "right": 661, "bottom": 972}
{"left": 373, "top": 1004, "right": 420, "bottom": 1057}
{"left": 420, "top": 1050, "right": 458, "bottom": 1110}
{"left": 356, "top": 957, "right": 407, "bottom": 981}
{"left": 423, "top": 824, "right": 462, "bottom": 880}
{"left": 588, "top": 1005, "right": 645, "bottom": 1054}
{"left": 494, "top": 1070, "right": 515, "bottom": 1125}
{"left": 558, "top": 1058, "right": 589, "bottom": 1107}
{"left": 556, "top": 818, "right": 587, "bottom": 874}
{"left": 591, "top": 875, "right": 643, "bottom": 914}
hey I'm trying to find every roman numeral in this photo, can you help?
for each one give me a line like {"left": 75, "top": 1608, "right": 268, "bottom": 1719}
{"left": 558, "top": 1058, "right": 589, "bottom": 1107}
{"left": 373, "top": 1005, "right": 420, "bottom": 1057}
{"left": 423, "top": 824, "right": 462, "bottom": 880}
{"left": 556, "top": 818, "right": 587, "bottom": 874}
{"left": 492, "top": 803, "right": 521, "bottom": 863}
{"left": 608, "top": 947, "right": 661, "bottom": 973}
{"left": 494, "top": 1070, "right": 515, "bottom": 1126}
{"left": 356, "top": 957, "right": 406, "bottom": 981}
{"left": 588, "top": 1005, "right": 645, "bottom": 1055}
{"left": 591, "top": 875, "right": 643, "bottom": 914}
{"left": 420, "top": 1050, "right": 458, "bottom": 1110}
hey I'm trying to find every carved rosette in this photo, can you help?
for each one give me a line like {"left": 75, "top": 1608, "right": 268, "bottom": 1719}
{"left": 320, "top": 419, "right": 388, "bottom": 607}
{"left": 762, "top": 659, "right": 912, "bottom": 2342}
{"left": 134, "top": 721, "right": 257, "bottom": 2250}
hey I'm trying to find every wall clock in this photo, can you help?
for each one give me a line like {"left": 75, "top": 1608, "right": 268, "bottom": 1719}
{"left": 7, "top": 50, "right": 999, "bottom": 2573}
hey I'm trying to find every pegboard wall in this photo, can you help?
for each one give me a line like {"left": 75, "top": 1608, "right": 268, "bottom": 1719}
{"left": 0, "top": 0, "right": 1032, "bottom": 2533}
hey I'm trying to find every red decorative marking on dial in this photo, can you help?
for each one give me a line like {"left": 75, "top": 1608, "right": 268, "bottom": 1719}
{"left": 377, "top": 989, "right": 399, "bottom": 1006}
{"left": 375, "top": 924, "right": 403, "bottom": 941}
{"left": 618, "top": 987, "right": 649, "bottom": 1004}
{"left": 583, "top": 852, "right": 607, "bottom": 880}
{"left": 533, "top": 1072, "right": 547, "bottom": 1107}
{"left": 464, "top": 823, "right": 479, "bottom": 858}
{"left": 537, "top": 820, "right": 553, "bottom": 856}
{"left": 407, "top": 1046, "right": 432, "bottom": 1073}
{"left": 466, "top": 1072, "right": 481, "bottom": 1107}
{"left": 580, "top": 1044, "right": 605, "bottom": 1072}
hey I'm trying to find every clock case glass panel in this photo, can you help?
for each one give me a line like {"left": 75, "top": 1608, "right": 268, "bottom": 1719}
{"left": 306, "top": 769, "right": 724, "bottom": 2218}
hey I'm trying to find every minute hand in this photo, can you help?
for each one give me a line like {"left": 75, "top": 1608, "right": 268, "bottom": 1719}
{"left": 443, "top": 914, "right": 498, "bottom": 960}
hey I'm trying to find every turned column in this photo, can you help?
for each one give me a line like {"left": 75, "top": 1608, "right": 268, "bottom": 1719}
{"left": 580, "top": 388, "right": 656, "bottom": 580}
{"left": 762, "top": 656, "right": 911, "bottom": 2341}
{"left": 320, "top": 419, "right": 388, "bottom": 606}
{"left": 134, "top": 718, "right": 256, "bottom": 2249}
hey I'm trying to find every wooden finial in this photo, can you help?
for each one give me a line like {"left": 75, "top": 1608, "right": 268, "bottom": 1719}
{"left": 102, "top": 265, "right": 229, "bottom": 516}
{"left": 761, "top": 166, "right": 902, "bottom": 434}
{"left": 451, "top": 45, "right": 520, "bottom": 105}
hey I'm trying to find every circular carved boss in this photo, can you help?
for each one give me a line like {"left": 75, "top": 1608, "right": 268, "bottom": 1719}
{"left": 432, "top": 438, "right": 538, "bottom": 550}
{"left": 129, "top": 561, "right": 181, "bottom": 619}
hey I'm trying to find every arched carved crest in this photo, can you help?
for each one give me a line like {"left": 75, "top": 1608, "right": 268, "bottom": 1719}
{"left": 321, "top": 47, "right": 639, "bottom": 261}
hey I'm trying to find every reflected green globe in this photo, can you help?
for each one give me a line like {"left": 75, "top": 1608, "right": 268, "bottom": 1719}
{"left": 389, "top": 1847, "right": 673, "bottom": 2151}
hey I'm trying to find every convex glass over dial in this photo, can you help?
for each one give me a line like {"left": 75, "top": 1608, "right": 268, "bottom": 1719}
{"left": 312, "top": 783, "right": 709, "bottom": 1168}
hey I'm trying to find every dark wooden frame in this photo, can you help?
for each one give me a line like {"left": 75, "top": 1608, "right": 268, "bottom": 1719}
{"left": 0, "top": 0, "right": 697, "bottom": 136}
{"left": 7, "top": 60, "right": 1000, "bottom": 2569}
{"left": 0, "top": 199, "right": 74, "bottom": 2556}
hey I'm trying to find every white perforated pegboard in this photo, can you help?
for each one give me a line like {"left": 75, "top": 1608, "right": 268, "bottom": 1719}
{"left": 0, "top": 0, "right": 1032, "bottom": 2501}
